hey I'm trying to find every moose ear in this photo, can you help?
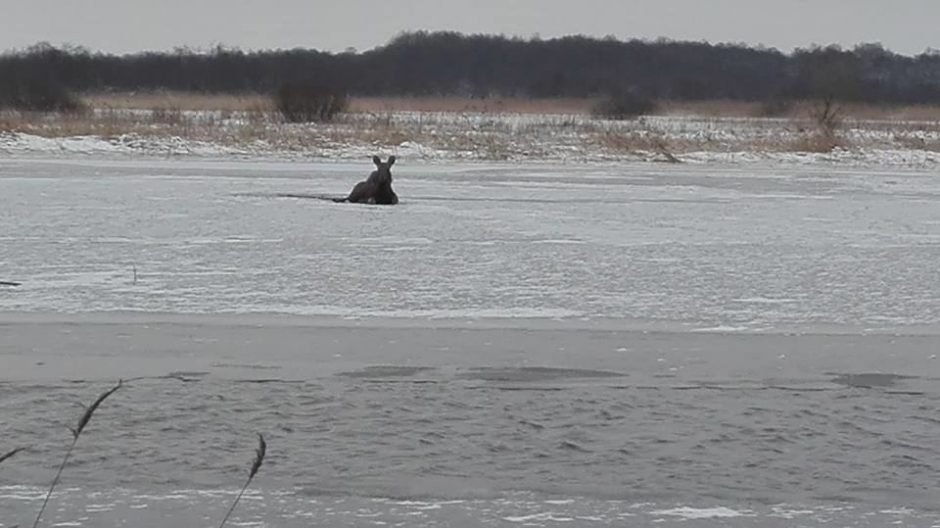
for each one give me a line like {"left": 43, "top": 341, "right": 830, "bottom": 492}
{"left": 373, "top": 155, "right": 381, "bottom": 166}
{"left": 387, "top": 156, "right": 396, "bottom": 166}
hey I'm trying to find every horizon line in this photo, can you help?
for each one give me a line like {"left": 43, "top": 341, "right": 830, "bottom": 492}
{"left": 3, "top": 30, "right": 938, "bottom": 59}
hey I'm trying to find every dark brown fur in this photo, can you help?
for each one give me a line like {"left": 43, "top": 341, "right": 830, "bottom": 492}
{"left": 335, "top": 156, "right": 398, "bottom": 205}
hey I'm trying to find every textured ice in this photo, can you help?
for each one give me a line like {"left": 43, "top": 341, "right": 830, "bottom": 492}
{"left": 3, "top": 146, "right": 940, "bottom": 526}
{"left": 651, "top": 506, "right": 752, "bottom": 519}
{"left": 3, "top": 157, "right": 940, "bottom": 333}
{"left": 3, "top": 317, "right": 940, "bottom": 526}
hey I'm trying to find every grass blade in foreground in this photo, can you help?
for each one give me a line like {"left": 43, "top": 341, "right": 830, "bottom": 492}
{"left": 32, "top": 380, "right": 123, "bottom": 528}
{"left": 218, "top": 433, "right": 267, "bottom": 528}
{"left": 0, "top": 447, "right": 26, "bottom": 466}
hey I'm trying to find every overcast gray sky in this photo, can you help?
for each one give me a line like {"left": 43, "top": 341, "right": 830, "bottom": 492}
{"left": 1, "top": 0, "right": 936, "bottom": 56}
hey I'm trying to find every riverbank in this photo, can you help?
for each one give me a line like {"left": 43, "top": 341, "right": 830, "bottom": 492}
{"left": 3, "top": 96, "right": 940, "bottom": 166}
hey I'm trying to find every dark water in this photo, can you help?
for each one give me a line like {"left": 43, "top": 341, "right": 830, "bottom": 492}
{"left": 2, "top": 315, "right": 939, "bottom": 526}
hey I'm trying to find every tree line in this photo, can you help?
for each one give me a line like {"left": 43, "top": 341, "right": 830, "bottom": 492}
{"left": 2, "top": 31, "right": 940, "bottom": 103}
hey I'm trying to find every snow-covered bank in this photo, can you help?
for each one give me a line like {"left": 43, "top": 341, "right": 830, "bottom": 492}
{"left": 3, "top": 112, "right": 940, "bottom": 167}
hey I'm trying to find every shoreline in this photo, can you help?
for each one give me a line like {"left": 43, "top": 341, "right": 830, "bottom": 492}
{"left": 3, "top": 109, "right": 940, "bottom": 168}
{"left": 2, "top": 131, "right": 938, "bottom": 169}
{"left": 2, "top": 310, "right": 938, "bottom": 391}
{"left": 2, "top": 309, "right": 940, "bottom": 337}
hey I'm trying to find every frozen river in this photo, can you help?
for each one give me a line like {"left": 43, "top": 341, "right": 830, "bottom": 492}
{"left": 3, "top": 157, "right": 940, "bottom": 332}
{"left": 2, "top": 156, "right": 940, "bottom": 527}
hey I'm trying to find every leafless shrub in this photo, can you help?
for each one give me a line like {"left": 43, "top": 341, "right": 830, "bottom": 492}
{"left": 591, "top": 92, "right": 658, "bottom": 120}
{"left": 811, "top": 95, "right": 843, "bottom": 139}
{"left": 274, "top": 83, "right": 348, "bottom": 123}
{"left": 0, "top": 78, "right": 85, "bottom": 113}
{"left": 756, "top": 98, "right": 794, "bottom": 118}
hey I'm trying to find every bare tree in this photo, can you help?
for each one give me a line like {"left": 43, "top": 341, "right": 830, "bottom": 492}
{"left": 795, "top": 46, "right": 861, "bottom": 149}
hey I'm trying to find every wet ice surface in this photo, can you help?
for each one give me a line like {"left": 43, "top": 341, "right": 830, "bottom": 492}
{"left": 2, "top": 157, "right": 940, "bottom": 331}
{"left": 3, "top": 157, "right": 940, "bottom": 526}
{"left": 1, "top": 488, "right": 937, "bottom": 528}
{"left": 2, "top": 322, "right": 940, "bottom": 527}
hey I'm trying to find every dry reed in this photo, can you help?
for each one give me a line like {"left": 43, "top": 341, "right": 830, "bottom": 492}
{"left": 0, "top": 447, "right": 26, "bottom": 465}
{"left": 788, "top": 132, "right": 844, "bottom": 153}
{"left": 218, "top": 433, "right": 267, "bottom": 528}
{"left": 83, "top": 92, "right": 271, "bottom": 113}
{"left": 27, "top": 92, "right": 940, "bottom": 122}
{"left": 5, "top": 92, "right": 940, "bottom": 160}
{"left": 32, "top": 380, "right": 123, "bottom": 528}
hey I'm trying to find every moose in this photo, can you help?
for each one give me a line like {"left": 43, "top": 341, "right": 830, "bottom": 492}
{"left": 334, "top": 156, "right": 399, "bottom": 205}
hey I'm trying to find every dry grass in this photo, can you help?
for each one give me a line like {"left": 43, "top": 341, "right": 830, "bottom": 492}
{"left": 33, "top": 381, "right": 122, "bottom": 528}
{"left": 828, "top": 102, "right": 940, "bottom": 122}
{"left": 3, "top": 382, "right": 271, "bottom": 528}
{"left": 4, "top": 92, "right": 940, "bottom": 160}
{"left": 782, "top": 133, "right": 845, "bottom": 153}
{"left": 218, "top": 434, "right": 266, "bottom": 528}
{"left": 70, "top": 92, "right": 940, "bottom": 122}
{"left": 348, "top": 96, "right": 596, "bottom": 114}
{"left": 0, "top": 447, "right": 26, "bottom": 465}
{"left": 596, "top": 129, "right": 688, "bottom": 161}
{"left": 83, "top": 92, "right": 272, "bottom": 113}
{"left": 0, "top": 107, "right": 275, "bottom": 145}
{"left": 658, "top": 99, "right": 940, "bottom": 122}
{"left": 655, "top": 100, "right": 761, "bottom": 118}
